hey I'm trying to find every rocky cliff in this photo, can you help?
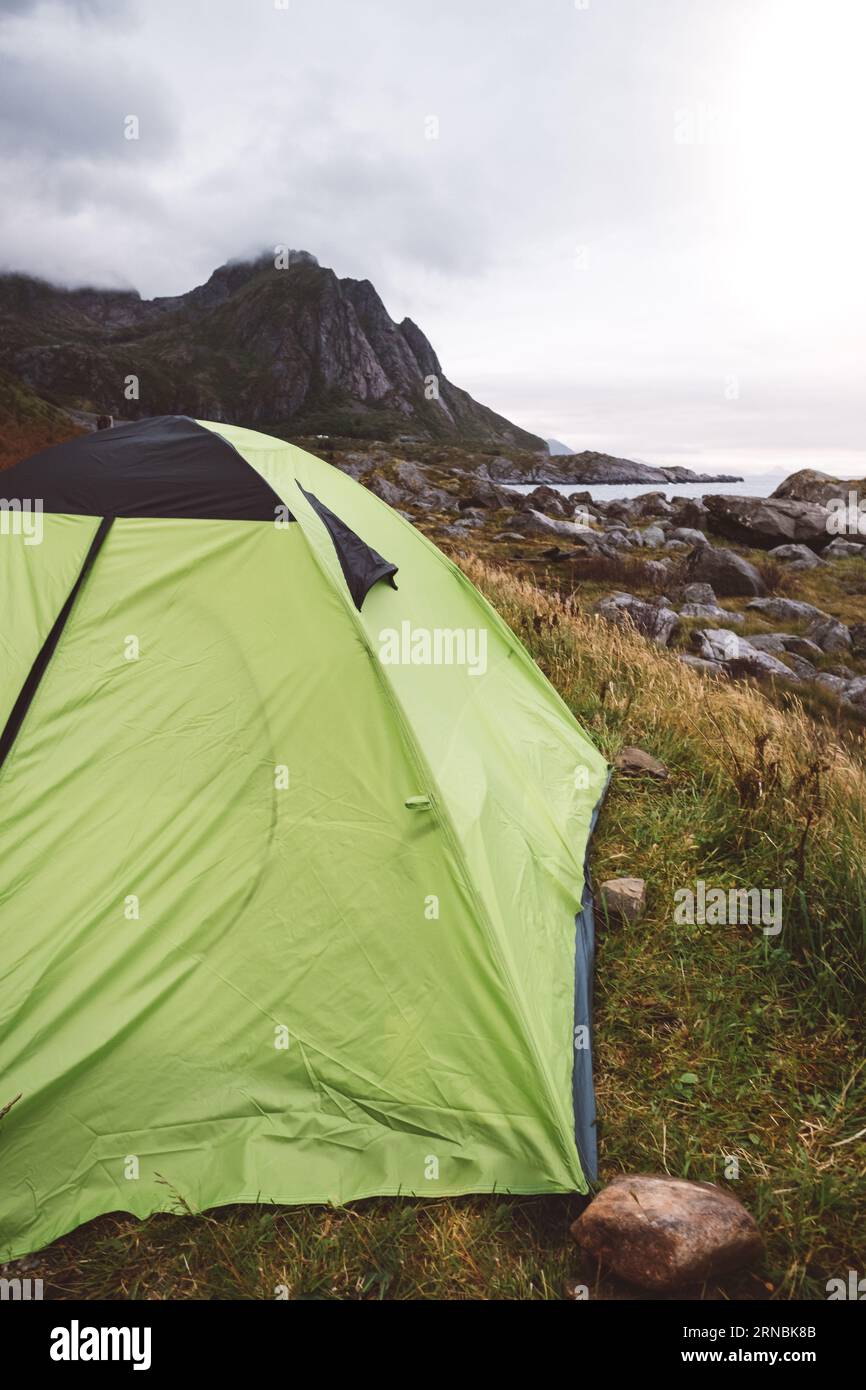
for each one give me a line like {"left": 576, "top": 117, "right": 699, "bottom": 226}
{"left": 0, "top": 252, "right": 545, "bottom": 450}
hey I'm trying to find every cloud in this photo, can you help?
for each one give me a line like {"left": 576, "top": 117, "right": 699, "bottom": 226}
{"left": 0, "top": 0, "right": 863, "bottom": 472}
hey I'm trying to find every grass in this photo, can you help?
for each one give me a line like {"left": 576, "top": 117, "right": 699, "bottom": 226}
{"left": 4, "top": 557, "right": 865, "bottom": 1300}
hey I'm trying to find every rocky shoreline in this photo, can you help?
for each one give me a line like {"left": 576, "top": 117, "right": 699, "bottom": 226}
{"left": 307, "top": 438, "right": 866, "bottom": 720}
{"left": 470, "top": 448, "right": 743, "bottom": 486}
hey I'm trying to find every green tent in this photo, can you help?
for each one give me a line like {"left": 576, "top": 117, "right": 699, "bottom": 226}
{"left": 0, "top": 417, "right": 607, "bottom": 1260}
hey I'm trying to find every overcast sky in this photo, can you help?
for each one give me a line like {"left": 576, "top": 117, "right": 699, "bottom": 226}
{"left": 1, "top": 0, "right": 863, "bottom": 474}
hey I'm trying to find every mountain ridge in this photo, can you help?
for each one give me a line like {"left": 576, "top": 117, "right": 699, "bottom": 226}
{"left": 0, "top": 252, "right": 545, "bottom": 451}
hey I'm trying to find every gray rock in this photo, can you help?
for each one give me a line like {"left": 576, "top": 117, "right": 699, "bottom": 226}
{"left": 600, "top": 878, "right": 647, "bottom": 924}
{"left": 520, "top": 484, "right": 568, "bottom": 516}
{"left": 493, "top": 530, "right": 527, "bottom": 542}
{"left": 570, "top": 1174, "right": 763, "bottom": 1292}
{"left": 368, "top": 474, "right": 411, "bottom": 508}
{"left": 693, "top": 629, "right": 794, "bottom": 679}
{"left": 704, "top": 494, "right": 830, "bottom": 550}
{"left": 825, "top": 537, "right": 866, "bottom": 557}
{"left": 844, "top": 677, "right": 866, "bottom": 711}
{"left": 594, "top": 593, "right": 680, "bottom": 646}
{"left": 783, "top": 653, "right": 818, "bottom": 680}
{"left": 663, "top": 539, "right": 688, "bottom": 552}
{"left": 456, "top": 476, "right": 513, "bottom": 510}
{"left": 772, "top": 467, "right": 866, "bottom": 508}
{"left": 516, "top": 509, "right": 600, "bottom": 540}
{"left": 602, "top": 530, "right": 635, "bottom": 550}
{"left": 640, "top": 525, "right": 666, "bottom": 548}
{"left": 392, "top": 460, "right": 458, "bottom": 510}
{"left": 783, "top": 634, "right": 825, "bottom": 659}
{"left": 643, "top": 560, "right": 671, "bottom": 586}
{"left": 816, "top": 673, "right": 849, "bottom": 697}
{"left": 682, "top": 582, "right": 717, "bottom": 605}
{"left": 746, "top": 597, "right": 830, "bottom": 624}
{"left": 632, "top": 490, "right": 676, "bottom": 518}
{"left": 670, "top": 498, "right": 709, "bottom": 530}
{"left": 669, "top": 527, "right": 710, "bottom": 547}
{"left": 678, "top": 653, "right": 724, "bottom": 675}
{"left": 849, "top": 623, "right": 866, "bottom": 657}
{"left": 747, "top": 633, "right": 789, "bottom": 653}
{"left": 685, "top": 545, "right": 766, "bottom": 597}
{"left": 807, "top": 616, "right": 852, "bottom": 654}
{"left": 768, "top": 543, "right": 824, "bottom": 568}
{"left": 680, "top": 603, "right": 745, "bottom": 625}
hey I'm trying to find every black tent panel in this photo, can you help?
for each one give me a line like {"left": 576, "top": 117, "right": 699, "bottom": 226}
{"left": 2, "top": 417, "right": 289, "bottom": 521}
{"left": 299, "top": 485, "right": 398, "bottom": 610}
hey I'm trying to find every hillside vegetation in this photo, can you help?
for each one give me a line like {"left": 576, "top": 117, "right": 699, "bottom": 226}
{"left": 0, "top": 368, "right": 82, "bottom": 469}
{"left": 12, "top": 557, "right": 864, "bottom": 1301}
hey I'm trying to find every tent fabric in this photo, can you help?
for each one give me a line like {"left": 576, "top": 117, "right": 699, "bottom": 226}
{"left": 4, "top": 415, "right": 288, "bottom": 520}
{"left": 298, "top": 484, "right": 399, "bottom": 611}
{"left": 0, "top": 419, "right": 608, "bottom": 1261}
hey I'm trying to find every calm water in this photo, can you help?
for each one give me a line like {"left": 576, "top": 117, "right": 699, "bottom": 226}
{"left": 504, "top": 479, "right": 783, "bottom": 502}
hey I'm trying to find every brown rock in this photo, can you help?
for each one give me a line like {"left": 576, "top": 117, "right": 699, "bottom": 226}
{"left": 571, "top": 1174, "right": 763, "bottom": 1292}
{"left": 615, "top": 747, "right": 669, "bottom": 779}
{"left": 600, "top": 877, "right": 646, "bottom": 924}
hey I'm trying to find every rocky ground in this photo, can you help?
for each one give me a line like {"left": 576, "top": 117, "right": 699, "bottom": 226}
{"left": 305, "top": 438, "right": 866, "bottom": 728}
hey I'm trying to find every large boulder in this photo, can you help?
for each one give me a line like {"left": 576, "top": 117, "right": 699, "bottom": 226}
{"left": 571, "top": 1174, "right": 763, "bottom": 1292}
{"left": 746, "top": 596, "right": 831, "bottom": 625}
{"left": 520, "top": 484, "right": 568, "bottom": 516}
{"left": 685, "top": 545, "right": 766, "bottom": 597}
{"left": 514, "top": 509, "right": 601, "bottom": 541}
{"left": 772, "top": 468, "right": 866, "bottom": 508}
{"left": 670, "top": 497, "right": 709, "bottom": 530}
{"left": 692, "top": 630, "right": 794, "bottom": 680}
{"left": 594, "top": 592, "right": 680, "bottom": 646}
{"left": 632, "top": 491, "right": 675, "bottom": 519}
{"left": 704, "top": 494, "right": 831, "bottom": 551}
{"left": 807, "top": 615, "right": 852, "bottom": 654}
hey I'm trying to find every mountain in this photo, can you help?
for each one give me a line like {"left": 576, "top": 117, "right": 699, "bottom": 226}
{"left": 0, "top": 366, "right": 83, "bottom": 469}
{"left": 546, "top": 438, "right": 574, "bottom": 456}
{"left": 0, "top": 252, "right": 545, "bottom": 451}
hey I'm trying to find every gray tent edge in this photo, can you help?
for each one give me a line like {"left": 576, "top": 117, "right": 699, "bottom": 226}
{"left": 572, "top": 770, "right": 611, "bottom": 1183}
